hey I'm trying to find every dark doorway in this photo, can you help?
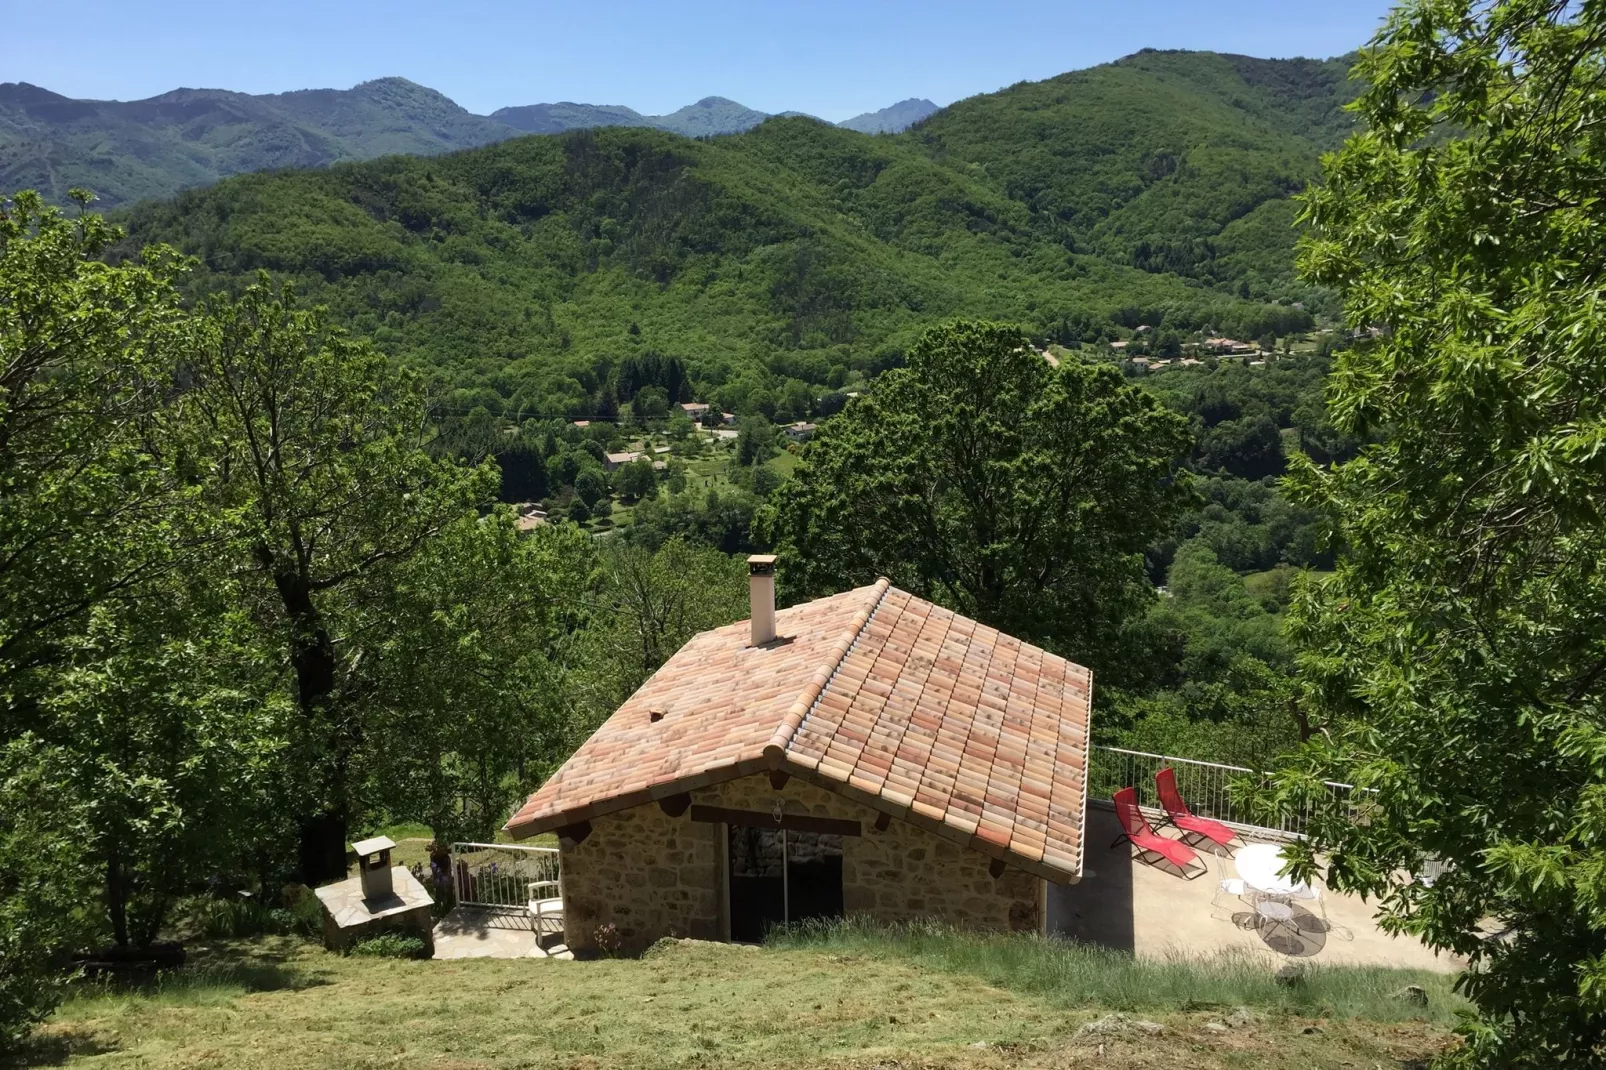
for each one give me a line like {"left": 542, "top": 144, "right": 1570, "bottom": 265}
{"left": 785, "top": 830, "right": 844, "bottom": 923}
{"left": 727, "top": 825, "right": 843, "bottom": 942}
{"left": 728, "top": 825, "right": 785, "bottom": 943}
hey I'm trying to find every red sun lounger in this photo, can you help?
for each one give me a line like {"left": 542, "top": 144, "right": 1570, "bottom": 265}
{"left": 1155, "top": 766, "right": 1239, "bottom": 853}
{"left": 1112, "top": 786, "right": 1199, "bottom": 872}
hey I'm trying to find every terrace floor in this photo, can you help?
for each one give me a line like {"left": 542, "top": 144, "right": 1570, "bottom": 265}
{"left": 1051, "top": 807, "right": 1458, "bottom": 971}
{"left": 431, "top": 906, "right": 571, "bottom": 960}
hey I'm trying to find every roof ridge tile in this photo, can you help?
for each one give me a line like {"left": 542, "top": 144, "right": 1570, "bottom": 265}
{"left": 763, "top": 577, "right": 892, "bottom": 763}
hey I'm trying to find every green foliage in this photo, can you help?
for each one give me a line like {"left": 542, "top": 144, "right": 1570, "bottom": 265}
{"left": 0, "top": 194, "right": 585, "bottom": 1049}
{"left": 614, "top": 456, "right": 658, "bottom": 501}
{"left": 760, "top": 321, "right": 1192, "bottom": 675}
{"left": 735, "top": 414, "right": 778, "bottom": 467}
{"left": 0, "top": 78, "right": 516, "bottom": 209}
{"left": 913, "top": 49, "right": 1360, "bottom": 309}
{"left": 574, "top": 468, "right": 608, "bottom": 508}
{"left": 186, "top": 278, "right": 495, "bottom": 884}
{"left": 178, "top": 892, "right": 321, "bottom": 941}
{"left": 348, "top": 933, "right": 429, "bottom": 959}
{"left": 1107, "top": 544, "right": 1302, "bottom": 767}
{"left": 105, "top": 51, "right": 1349, "bottom": 425}
{"left": 1255, "top": 3, "right": 1606, "bottom": 1062}
{"left": 363, "top": 515, "right": 594, "bottom": 841}
{"left": 0, "top": 190, "right": 191, "bottom": 685}
{"left": 581, "top": 537, "right": 748, "bottom": 708}
{"left": 0, "top": 742, "right": 95, "bottom": 1053}
{"left": 627, "top": 484, "right": 763, "bottom": 555}
{"left": 0, "top": 190, "right": 241, "bottom": 1040}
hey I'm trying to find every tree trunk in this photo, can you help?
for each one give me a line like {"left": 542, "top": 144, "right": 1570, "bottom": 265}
{"left": 267, "top": 555, "right": 352, "bottom": 886}
{"left": 1291, "top": 696, "right": 1314, "bottom": 743}
{"left": 140, "top": 894, "right": 168, "bottom": 948}
{"left": 298, "top": 810, "right": 348, "bottom": 887}
{"left": 107, "top": 848, "right": 129, "bottom": 948}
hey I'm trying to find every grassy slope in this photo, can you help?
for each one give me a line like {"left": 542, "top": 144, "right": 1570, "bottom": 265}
{"left": 107, "top": 51, "right": 1359, "bottom": 415}
{"left": 27, "top": 932, "right": 1460, "bottom": 1069}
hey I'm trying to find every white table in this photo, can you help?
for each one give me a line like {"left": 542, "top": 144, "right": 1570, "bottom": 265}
{"left": 1234, "top": 843, "right": 1309, "bottom": 897}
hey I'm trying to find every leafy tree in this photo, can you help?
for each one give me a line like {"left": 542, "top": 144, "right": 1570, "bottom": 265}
{"left": 735, "top": 414, "right": 777, "bottom": 467}
{"left": 615, "top": 456, "right": 657, "bottom": 501}
{"left": 493, "top": 438, "right": 549, "bottom": 503}
{"left": 775, "top": 378, "right": 812, "bottom": 423}
{"left": 574, "top": 468, "right": 608, "bottom": 508}
{"left": 39, "top": 580, "right": 285, "bottom": 948}
{"left": 1260, "top": 4, "right": 1606, "bottom": 1062}
{"left": 365, "top": 514, "right": 591, "bottom": 841}
{"left": 589, "top": 538, "right": 747, "bottom": 704}
{"left": 185, "top": 279, "right": 492, "bottom": 884}
{"left": 567, "top": 497, "right": 592, "bottom": 524}
{"left": 0, "top": 740, "right": 97, "bottom": 1053}
{"left": 0, "top": 191, "right": 191, "bottom": 687}
{"left": 627, "top": 485, "right": 761, "bottom": 555}
{"left": 0, "top": 192, "right": 209, "bottom": 1039}
{"left": 760, "top": 320, "right": 1193, "bottom": 672}
{"left": 1194, "top": 414, "right": 1285, "bottom": 479}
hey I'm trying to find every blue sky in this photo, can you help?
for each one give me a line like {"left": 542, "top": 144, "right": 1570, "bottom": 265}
{"left": 4, "top": 1, "right": 1398, "bottom": 122}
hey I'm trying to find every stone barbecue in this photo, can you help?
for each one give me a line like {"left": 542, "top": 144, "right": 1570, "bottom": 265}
{"left": 314, "top": 836, "right": 436, "bottom": 952}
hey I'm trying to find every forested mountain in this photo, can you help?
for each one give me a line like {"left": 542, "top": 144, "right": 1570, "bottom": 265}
{"left": 491, "top": 95, "right": 774, "bottom": 137}
{"left": 488, "top": 101, "right": 655, "bottom": 135}
{"left": 116, "top": 49, "right": 1359, "bottom": 421}
{"left": 1, "top": 72, "right": 925, "bottom": 208}
{"left": 912, "top": 49, "right": 1361, "bottom": 304}
{"left": 0, "top": 77, "right": 513, "bottom": 207}
{"left": 838, "top": 98, "right": 939, "bottom": 134}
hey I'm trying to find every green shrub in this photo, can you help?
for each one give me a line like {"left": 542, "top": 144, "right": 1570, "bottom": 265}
{"left": 178, "top": 891, "right": 321, "bottom": 940}
{"left": 349, "top": 933, "right": 427, "bottom": 960}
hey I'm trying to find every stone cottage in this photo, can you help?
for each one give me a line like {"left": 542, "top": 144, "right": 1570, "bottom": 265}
{"left": 505, "top": 556, "right": 1092, "bottom": 954}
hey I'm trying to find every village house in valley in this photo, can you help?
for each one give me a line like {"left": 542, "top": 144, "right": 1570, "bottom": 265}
{"left": 505, "top": 556, "right": 1092, "bottom": 954}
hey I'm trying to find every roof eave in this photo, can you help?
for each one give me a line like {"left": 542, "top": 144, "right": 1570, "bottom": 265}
{"left": 503, "top": 755, "right": 769, "bottom": 840}
{"left": 775, "top": 755, "right": 1082, "bottom": 885}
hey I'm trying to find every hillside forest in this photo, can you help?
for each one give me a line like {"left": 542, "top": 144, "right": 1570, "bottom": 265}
{"left": 2, "top": 47, "right": 1358, "bottom": 1030}
{"left": 7, "top": 4, "right": 1606, "bottom": 1060}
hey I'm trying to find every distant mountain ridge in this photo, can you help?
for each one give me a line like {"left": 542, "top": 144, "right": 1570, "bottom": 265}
{"left": 839, "top": 98, "right": 939, "bottom": 134}
{"left": 492, "top": 95, "right": 776, "bottom": 138}
{"left": 0, "top": 78, "right": 935, "bottom": 207}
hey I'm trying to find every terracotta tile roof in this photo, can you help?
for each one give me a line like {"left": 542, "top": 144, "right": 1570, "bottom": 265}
{"left": 505, "top": 580, "right": 1093, "bottom": 882}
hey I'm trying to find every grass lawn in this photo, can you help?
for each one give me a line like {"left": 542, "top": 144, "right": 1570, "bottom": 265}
{"left": 350, "top": 825, "right": 558, "bottom": 872}
{"left": 19, "top": 924, "right": 1462, "bottom": 1069}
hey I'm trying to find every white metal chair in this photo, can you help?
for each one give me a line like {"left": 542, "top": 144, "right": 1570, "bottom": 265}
{"left": 1211, "top": 876, "right": 1254, "bottom": 924}
{"left": 1213, "top": 877, "right": 1247, "bottom": 906}
{"left": 527, "top": 880, "right": 562, "bottom": 936}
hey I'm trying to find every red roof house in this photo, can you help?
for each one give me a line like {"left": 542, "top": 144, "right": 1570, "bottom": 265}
{"left": 506, "top": 556, "right": 1092, "bottom": 953}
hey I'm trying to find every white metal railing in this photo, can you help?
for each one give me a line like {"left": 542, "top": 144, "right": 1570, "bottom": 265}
{"left": 1088, "top": 746, "right": 1357, "bottom": 839}
{"left": 449, "top": 841, "right": 560, "bottom": 910}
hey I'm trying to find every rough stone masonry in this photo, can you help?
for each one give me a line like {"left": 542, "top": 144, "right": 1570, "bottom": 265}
{"left": 559, "top": 771, "right": 1043, "bottom": 955}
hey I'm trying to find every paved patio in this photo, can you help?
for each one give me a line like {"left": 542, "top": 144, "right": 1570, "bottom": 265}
{"left": 1049, "top": 807, "right": 1458, "bottom": 971}
{"left": 431, "top": 907, "right": 571, "bottom": 960}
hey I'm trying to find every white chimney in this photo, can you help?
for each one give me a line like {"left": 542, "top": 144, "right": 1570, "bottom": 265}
{"left": 748, "top": 554, "right": 777, "bottom": 646}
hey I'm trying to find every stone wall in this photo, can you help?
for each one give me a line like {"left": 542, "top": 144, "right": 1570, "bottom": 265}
{"left": 559, "top": 772, "right": 1044, "bottom": 954}
{"left": 558, "top": 800, "right": 722, "bottom": 955}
